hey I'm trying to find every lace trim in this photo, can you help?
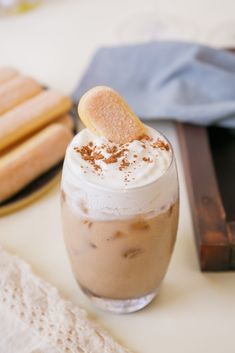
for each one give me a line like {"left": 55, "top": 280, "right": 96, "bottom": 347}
{"left": 0, "top": 247, "right": 131, "bottom": 353}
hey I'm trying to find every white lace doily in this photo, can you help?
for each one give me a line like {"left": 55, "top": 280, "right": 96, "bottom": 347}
{"left": 0, "top": 247, "right": 131, "bottom": 353}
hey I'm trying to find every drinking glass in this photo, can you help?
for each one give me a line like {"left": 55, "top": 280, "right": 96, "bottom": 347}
{"left": 61, "top": 136, "right": 179, "bottom": 313}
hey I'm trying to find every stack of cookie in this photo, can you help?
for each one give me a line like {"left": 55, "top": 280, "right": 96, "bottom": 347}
{"left": 0, "top": 68, "right": 74, "bottom": 203}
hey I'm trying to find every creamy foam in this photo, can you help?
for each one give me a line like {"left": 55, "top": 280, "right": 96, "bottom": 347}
{"left": 62, "top": 125, "right": 178, "bottom": 220}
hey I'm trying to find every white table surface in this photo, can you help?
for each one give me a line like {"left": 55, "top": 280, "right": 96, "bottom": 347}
{"left": 0, "top": 1, "right": 235, "bottom": 352}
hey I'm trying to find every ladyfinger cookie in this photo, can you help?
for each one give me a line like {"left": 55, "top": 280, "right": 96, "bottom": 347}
{"left": 0, "top": 123, "right": 73, "bottom": 202}
{"left": 0, "top": 67, "right": 18, "bottom": 84}
{"left": 0, "top": 114, "right": 74, "bottom": 155}
{"left": 0, "top": 75, "right": 43, "bottom": 115}
{"left": 56, "top": 114, "right": 74, "bottom": 131}
{"left": 78, "top": 86, "right": 146, "bottom": 144}
{"left": 0, "top": 89, "right": 72, "bottom": 152}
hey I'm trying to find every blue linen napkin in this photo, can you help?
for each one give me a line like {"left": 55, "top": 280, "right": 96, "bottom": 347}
{"left": 73, "top": 41, "right": 235, "bottom": 129}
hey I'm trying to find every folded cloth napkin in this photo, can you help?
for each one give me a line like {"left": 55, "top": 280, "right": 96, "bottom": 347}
{"left": 73, "top": 41, "right": 235, "bottom": 129}
{"left": 0, "top": 246, "right": 131, "bottom": 353}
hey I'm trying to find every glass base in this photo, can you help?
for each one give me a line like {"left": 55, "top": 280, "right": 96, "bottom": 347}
{"left": 80, "top": 286, "right": 160, "bottom": 314}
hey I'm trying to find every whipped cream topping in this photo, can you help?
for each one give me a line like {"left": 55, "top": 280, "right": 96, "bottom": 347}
{"left": 65, "top": 125, "right": 171, "bottom": 189}
{"left": 62, "top": 125, "right": 178, "bottom": 220}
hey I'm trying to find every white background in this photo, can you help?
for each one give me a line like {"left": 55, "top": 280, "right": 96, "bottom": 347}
{"left": 0, "top": 1, "right": 235, "bottom": 352}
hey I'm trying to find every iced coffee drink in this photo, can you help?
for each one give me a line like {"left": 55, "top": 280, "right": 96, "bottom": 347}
{"left": 61, "top": 87, "right": 179, "bottom": 313}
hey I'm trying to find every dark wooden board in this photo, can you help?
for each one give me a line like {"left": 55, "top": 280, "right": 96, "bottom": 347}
{"left": 208, "top": 127, "right": 235, "bottom": 221}
{"left": 177, "top": 123, "right": 235, "bottom": 271}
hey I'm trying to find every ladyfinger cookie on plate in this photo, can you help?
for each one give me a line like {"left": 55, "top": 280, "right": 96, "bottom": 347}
{"left": 1, "top": 114, "right": 74, "bottom": 154}
{"left": 78, "top": 86, "right": 146, "bottom": 144}
{"left": 56, "top": 114, "right": 74, "bottom": 131}
{"left": 0, "top": 75, "right": 43, "bottom": 115}
{"left": 0, "top": 67, "right": 18, "bottom": 84}
{"left": 0, "top": 123, "right": 73, "bottom": 202}
{"left": 0, "top": 89, "right": 72, "bottom": 152}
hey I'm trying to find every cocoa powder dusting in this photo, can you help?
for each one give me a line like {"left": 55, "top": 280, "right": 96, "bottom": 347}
{"left": 106, "top": 145, "right": 118, "bottom": 154}
{"left": 142, "top": 157, "right": 153, "bottom": 163}
{"left": 119, "top": 158, "right": 130, "bottom": 170}
{"left": 152, "top": 138, "right": 169, "bottom": 151}
{"left": 93, "top": 152, "right": 104, "bottom": 160}
{"left": 74, "top": 130, "right": 169, "bottom": 183}
{"left": 83, "top": 155, "right": 94, "bottom": 161}
{"left": 115, "top": 148, "right": 128, "bottom": 158}
{"left": 104, "top": 155, "right": 118, "bottom": 164}
{"left": 140, "top": 134, "right": 151, "bottom": 141}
